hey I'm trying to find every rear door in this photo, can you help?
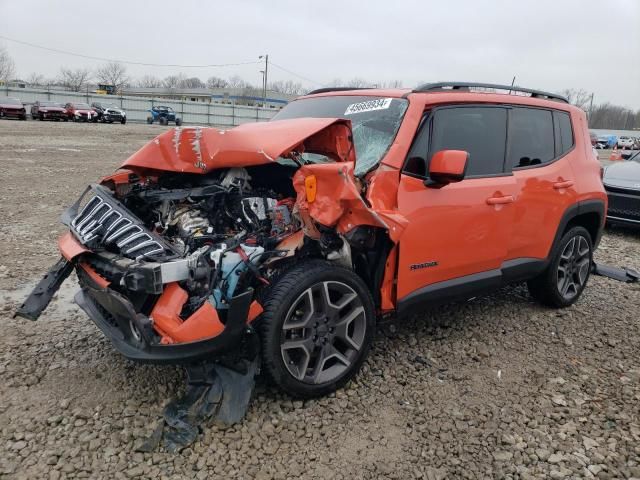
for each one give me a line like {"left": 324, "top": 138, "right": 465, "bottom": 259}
{"left": 396, "top": 105, "right": 517, "bottom": 303}
{"left": 506, "top": 107, "right": 578, "bottom": 260}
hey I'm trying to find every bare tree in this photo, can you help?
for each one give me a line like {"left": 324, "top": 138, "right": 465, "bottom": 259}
{"left": 206, "top": 76, "right": 228, "bottom": 88}
{"left": 59, "top": 67, "right": 92, "bottom": 92}
{"left": 0, "top": 45, "right": 16, "bottom": 81}
{"left": 379, "top": 79, "right": 403, "bottom": 88}
{"left": 559, "top": 88, "right": 592, "bottom": 110}
{"left": 344, "top": 77, "right": 371, "bottom": 88}
{"left": 163, "top": 73, "right": 186, "bottom": 89}
{"left": 326, "top": 77, "right": 372, "bottom": 88}
{"left": 589, "top": 102, "right": 640, "bottom": 130}
{"left": 26, "top": 72, "right": 46, "bottom": 86}
{"left": 180, "top": 77, "right": 205, "bottom": 89}
{"left": 136, "top": 74, "right": 163, "bottom": 88}
{"left": 269, "top": 80, "right": 304, "bottom": 95}
{"left": 95, "top": 62, "right": 128, "bottom": 93}
{"left": 227, "top": 75, "right": 250, "bottom": 89}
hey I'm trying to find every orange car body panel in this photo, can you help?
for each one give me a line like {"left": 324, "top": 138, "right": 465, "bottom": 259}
{"left": 150, "top": 282, "right": 225, "bottom": 344}
{"left": 58, "top": 231, "right": 90, "bottom": 261}
{"left": 396, "top": 174, "right": 517, "bottom": 299}
{"left": 78, "top": 262, "right": 110, "bottom": 289}
{"left": 292, "top": 162, "right": 407, "bottom": 242}
{"left": 121, "top": 118, "right": 354, "bottom": 174}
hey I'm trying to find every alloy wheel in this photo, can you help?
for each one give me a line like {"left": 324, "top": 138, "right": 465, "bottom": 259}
{"left": 557, "top": 235, "right": 591, "bottom": 300}
{"left": 280, "top": 281, "right": 367, "bottom": 385}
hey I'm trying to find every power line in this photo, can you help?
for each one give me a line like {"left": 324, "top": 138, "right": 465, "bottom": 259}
{"left": 270, "top": 62, "right": 321, "bottom": 86}
{"left": 0, "top": 35, "right": 260, "bottom": 68}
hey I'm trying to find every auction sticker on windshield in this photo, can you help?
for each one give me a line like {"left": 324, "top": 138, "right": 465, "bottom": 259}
{"left": 344, "top": 98, "right": 392, "bottom": 115}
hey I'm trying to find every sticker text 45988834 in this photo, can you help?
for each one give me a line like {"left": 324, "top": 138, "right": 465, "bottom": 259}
{"left": 344, "top": 98, "right": 392, "bottom": 116}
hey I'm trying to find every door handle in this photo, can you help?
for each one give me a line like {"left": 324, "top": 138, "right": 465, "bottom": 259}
{"left": 486, "top": 195, "right": 514, "bottom": 205}
{"left": 553, "top": 180, "right": 574, "bottom": 190}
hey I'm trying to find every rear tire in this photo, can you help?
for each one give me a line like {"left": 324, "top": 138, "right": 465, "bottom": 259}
{"left": 120, "top": 117, "right": 126, "bottom": 124}
{"left": 259, "top": 260, "right": 375, "bottom": 398}
{"left": 146, "top": 116, "right": 153, "bottom": 124}
{"left": 528, "top": 226, "right": 593, "bottom": 308}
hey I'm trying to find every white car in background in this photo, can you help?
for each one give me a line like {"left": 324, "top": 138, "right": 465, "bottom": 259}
{"left": 618, "top": 136, "right": 635, "bottom": 149}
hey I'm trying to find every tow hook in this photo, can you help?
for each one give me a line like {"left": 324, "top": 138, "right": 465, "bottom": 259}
{"left": 591, "top": 261, "right": 640, "bottom": 283}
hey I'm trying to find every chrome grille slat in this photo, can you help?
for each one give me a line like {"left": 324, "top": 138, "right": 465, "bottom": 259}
{"left": 69, "top": 186, "right": 169, "bottom": 259}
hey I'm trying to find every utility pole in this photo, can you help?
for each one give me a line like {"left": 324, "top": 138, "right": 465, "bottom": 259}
{"left": 259, "top": 54, "right": 268, "bottom": 107}
{"left": 588, "top": 93, "right": 594, "bottom": 121}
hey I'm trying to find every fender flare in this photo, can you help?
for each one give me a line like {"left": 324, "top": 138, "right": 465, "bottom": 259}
{"left": 549, "top": 199, "right": 606, "bottom": 256}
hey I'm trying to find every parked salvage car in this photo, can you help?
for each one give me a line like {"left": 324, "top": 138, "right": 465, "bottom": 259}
{"left": 0, "top": 97, "right": 27, "bottom": 120}
{"left": 31, "top": 101, "right": 67, "bottom": 121}
{"left": 596, "top": 135, "right": 617, "bottom": 149}
{"left": 617, "top": 136, "right": 635, "bottom": 149}
{"left": 64, "top": 102, "right": 98, "bottom": 122}
{"left": 91, "top": 102, "right": 127, "bottom": 124}
{"left": 603, "top": 150, "right": 640, "bottom": 226}
{"left": 17, "top": 82, "right": 606, "bottom": 402}
{"left": 147, "top": 106, "right": 182, "bottom": 126}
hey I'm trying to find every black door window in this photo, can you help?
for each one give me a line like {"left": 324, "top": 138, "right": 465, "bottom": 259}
{"left": 508, "top": 107, "right": 555, "bottom": 168}
{"left": 428, "top": 107, "right": 508, "bottom": 177}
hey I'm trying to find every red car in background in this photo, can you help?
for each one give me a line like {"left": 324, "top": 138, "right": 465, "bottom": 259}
{"left": 31, "top": 101, "right": 68, "bottom": 121}
{"left": 64, "top": 102, "right": 97, "bottom": 122}
{"left": 0, "top": 97, "right": 27, "bottom": 120}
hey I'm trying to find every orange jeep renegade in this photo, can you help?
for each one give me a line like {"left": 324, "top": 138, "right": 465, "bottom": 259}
{"left": 18, "top": 82, "right": 606, "bottom": 398}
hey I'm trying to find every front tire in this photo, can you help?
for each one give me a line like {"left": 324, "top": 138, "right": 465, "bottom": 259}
{"left": 175, "top": 118, "right": 182, "bottom": 126}
{"left": 260, "top": 261, "right": 375, "bottom": 398}
{"left": 528, "top": 226, "right": 593, "bottom": 308}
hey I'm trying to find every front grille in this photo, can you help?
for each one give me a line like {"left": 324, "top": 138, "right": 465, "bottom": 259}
{"left": 70, "top": 185, "right": 172, "bottom": 259}
{"left": 605, "top": 187, "right": 640, "bottom": 221}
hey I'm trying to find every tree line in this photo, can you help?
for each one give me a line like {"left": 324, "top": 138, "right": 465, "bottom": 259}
{"left": 558, "top": 88, "right": 639, "bottom": 131}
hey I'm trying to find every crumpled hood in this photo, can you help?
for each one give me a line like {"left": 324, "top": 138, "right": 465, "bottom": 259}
{"left": 604, "top": 160, "right": 640, "bottom": 190}
{"left": 121, "top": 118, "right": 355, "bottom": 174}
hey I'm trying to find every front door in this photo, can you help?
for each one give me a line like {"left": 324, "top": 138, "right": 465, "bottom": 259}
{"left": 396, "top": 105, "right": 517, "bottom": 303}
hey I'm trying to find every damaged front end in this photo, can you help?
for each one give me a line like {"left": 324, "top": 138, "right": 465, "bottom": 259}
{"left": 17, "top": 118, "right": 362, "bottom": 363}
{"left": 16, "top": 118, "right": 386, "bottom": 447}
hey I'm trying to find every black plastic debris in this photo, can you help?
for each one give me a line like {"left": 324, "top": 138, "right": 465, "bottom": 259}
{"left": 592, "top": 262, "right": 640, "bottom": 283}
{"left": 138, "top": 358, "right": 259, "bottom": 453}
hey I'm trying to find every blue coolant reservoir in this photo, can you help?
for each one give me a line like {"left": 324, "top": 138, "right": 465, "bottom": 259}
{"left": 211, "top": 244, "right": 264, "bottom": 309}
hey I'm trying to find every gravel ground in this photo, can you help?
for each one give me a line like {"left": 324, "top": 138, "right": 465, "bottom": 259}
{"left": 1, "top": 121, "right": 639, "bottom": 480}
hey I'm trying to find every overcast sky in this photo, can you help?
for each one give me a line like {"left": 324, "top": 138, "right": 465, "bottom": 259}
{"left": 1, "top": 0, "right": 639, "bottom": 108}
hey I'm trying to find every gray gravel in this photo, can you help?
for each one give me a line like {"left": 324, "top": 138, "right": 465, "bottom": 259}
{"left": 1, "top": 121, "right": 639, "bottom": 479}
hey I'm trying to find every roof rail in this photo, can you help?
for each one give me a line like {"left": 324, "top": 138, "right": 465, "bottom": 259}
{"left": 412, "top": 82, "right": 568, "bottom": 103}
{"left": 306, "top": 87, "right": 370, "bottom": 95}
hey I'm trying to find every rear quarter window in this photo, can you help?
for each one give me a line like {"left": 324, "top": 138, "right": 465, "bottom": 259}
{"left": 554, "top": 111, "right": 574, "bottom": 155}
{"left": 508, "top": 107, "right": 555, "bottom": 168}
